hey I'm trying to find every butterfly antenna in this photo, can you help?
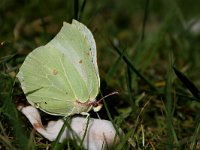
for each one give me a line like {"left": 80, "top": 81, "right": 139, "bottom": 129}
{"left": 96, "top": 91, "right": 119, "bottom": 105}
{"left": 91, "top": 91, "right": 119, "bottom": 112}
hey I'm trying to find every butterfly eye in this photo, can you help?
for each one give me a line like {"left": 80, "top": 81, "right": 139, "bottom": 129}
{"left": 93, "top": 104, "right": 103, "bottom": 112}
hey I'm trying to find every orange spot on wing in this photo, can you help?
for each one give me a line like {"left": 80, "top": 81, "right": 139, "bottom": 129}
{"left": 52, "top": 69, "right": 58, "bottom": 75}
{"left": 79, "top": 60, "right": 83, "bottom": 64}
{"left": 86, "top": 51, "right": 92, "bottom": 56}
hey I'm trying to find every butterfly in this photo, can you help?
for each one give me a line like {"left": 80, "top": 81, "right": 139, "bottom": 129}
{"left": 17, "top": 20, "right": 100, "bottom": 116}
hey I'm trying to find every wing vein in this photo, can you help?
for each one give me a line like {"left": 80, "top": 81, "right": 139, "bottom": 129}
{"left": 58, "top": 54, "right": 77, "bottom": 99}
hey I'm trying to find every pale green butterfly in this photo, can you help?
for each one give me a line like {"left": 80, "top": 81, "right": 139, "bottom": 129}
{"left": 17, "top": 20, "right": 100, "bottom": 116}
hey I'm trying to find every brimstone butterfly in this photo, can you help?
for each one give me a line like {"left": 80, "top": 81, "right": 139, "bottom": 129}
{"left": 17, "top": 20, "right": 100, "bottom": 116}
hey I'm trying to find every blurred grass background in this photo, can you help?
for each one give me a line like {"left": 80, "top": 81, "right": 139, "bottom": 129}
{"left": 1, "top": 0, "right": 200, "bottom": 149}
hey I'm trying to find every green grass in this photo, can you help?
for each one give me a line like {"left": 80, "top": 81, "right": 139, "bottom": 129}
{"left": 1, "top": 0, "right": 200, "bottom": 149}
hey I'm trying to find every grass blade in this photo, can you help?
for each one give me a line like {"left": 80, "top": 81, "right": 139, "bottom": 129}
{"left": 173, "top": 66, "right": 200, "bottom": 99}
{"left": 140, "top": 0, "right": 150, "bottom": 41}
{"left": 79, "top": 0, "right": 87, "bottom": 21}
{"left": 74, "top": 0, "right": 79, "bottom": 20}
{"left": 110, "top": 40, "right": 156, "bottom": 91}
{"left": 165, "top": 56, "right": 179, "bottom": 148}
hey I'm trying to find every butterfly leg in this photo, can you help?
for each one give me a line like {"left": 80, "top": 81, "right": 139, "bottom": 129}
{"left": 79, "top": 112, "right": 91, "bottom": 146}
{"left": 80, "top": 112, "right": 91, "bottom": 126}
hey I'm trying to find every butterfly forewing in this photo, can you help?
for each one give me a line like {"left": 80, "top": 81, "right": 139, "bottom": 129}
{"left": 47, "top": 21, "right": 99, "bottom": 101}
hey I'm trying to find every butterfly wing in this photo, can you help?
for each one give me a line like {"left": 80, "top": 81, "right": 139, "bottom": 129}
{"left": 17, "top": 20, "right": 99, "bottom": 116}
{"left": 72, "top": 20, "right": 100, "bottom": 87}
